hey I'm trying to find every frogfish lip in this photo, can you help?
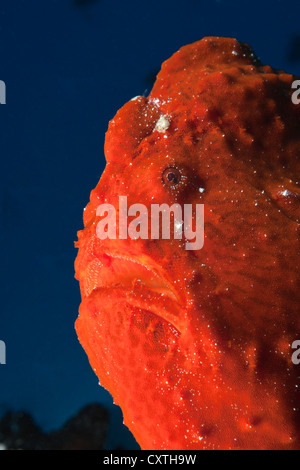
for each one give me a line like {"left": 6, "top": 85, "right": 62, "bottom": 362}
{"left": 79, "top": 252, "right": 186, "bottom": 333}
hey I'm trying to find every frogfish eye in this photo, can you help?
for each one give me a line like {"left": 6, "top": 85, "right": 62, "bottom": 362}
{"left": 162, "top": 167, "right": 182, "bottom": 187}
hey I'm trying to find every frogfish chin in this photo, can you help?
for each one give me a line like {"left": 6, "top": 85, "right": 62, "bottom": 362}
{"left": 75, "top": 37, "right": 300, "bottom": 450}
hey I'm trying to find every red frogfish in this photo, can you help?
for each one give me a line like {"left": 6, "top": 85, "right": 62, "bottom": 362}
{"left": 74, "top": 37, "right": 300, "bottom": 450}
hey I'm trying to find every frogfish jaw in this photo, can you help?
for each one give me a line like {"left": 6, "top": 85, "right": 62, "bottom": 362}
{"left": 75, "top": 246, "right": 300, "bottom": 450}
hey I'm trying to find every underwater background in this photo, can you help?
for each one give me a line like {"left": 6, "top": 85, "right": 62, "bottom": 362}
{"left": 0, "top": 0, "right": 300, "bottom": 450}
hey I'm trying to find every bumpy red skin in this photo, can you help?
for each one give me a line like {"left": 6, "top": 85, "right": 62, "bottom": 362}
{"left": 75, "top": 37, "right": 300, "bottom": 449}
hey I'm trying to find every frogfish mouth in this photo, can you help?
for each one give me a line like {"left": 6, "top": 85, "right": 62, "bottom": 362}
{"left": 75, "top": 37, "right": 300, "bottom": 450}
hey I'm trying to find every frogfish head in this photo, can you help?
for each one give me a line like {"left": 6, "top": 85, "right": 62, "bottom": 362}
{"left": 75, "top": 37, "right": 300, "bottom": 449}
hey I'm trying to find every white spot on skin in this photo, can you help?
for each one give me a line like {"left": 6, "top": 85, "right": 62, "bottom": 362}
{"left": 150, "top": 97, "right": 161, "bottom": 107}
{"left": 154, "top": 114, "right": 170, "bottom": 133}
{"left": 130, "top": 95, "right": 141, "bottom": 101}
{"left": 280, "top": 189, "right": 293, "bottom": 197}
